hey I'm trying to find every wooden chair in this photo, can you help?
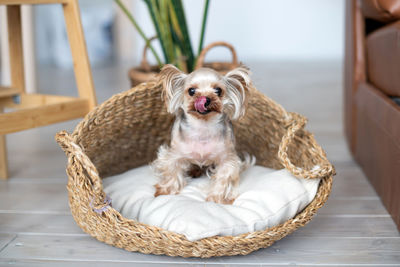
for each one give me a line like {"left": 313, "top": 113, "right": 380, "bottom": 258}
{"left": 0, "top": 0, "right": 97, "bottom": 179}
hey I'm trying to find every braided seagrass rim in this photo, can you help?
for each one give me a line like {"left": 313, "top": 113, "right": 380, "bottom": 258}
{"left": 55, "top": 80, "right": 335, "bottom": 258}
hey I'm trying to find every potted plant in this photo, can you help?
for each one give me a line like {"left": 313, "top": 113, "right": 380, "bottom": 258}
{"left": 115, "top": 0, "right": 240, "bottom": 87}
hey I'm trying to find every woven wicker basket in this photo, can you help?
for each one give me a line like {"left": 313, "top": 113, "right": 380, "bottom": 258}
{"left": 194, "top": 41, "right": 239, "bottom": 74}
{"left": 55, "top": 79, "right": 335, "bottom": 258}
{"left": 129, "top": 41, "right": 239, "bottom": 87}
{"left": 128, "top": 37, "right": 159, "bottom": 88}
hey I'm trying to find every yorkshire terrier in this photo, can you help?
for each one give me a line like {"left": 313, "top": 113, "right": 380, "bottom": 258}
{"left": 152, "top": 64, "right": 254, "bottom": 204}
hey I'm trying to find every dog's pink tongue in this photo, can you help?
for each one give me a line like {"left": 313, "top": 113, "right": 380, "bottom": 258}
{"left": 195, "top": 96, "right": 207, "bottom": 113}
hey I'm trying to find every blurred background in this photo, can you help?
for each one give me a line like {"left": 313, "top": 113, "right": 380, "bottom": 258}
{"left": 0, "top": 0, "right": 345, "bottom": 85}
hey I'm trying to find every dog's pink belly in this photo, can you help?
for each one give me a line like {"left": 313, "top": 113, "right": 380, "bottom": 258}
{"left": 177, "top": 139, "right": 225, "bottom": 162}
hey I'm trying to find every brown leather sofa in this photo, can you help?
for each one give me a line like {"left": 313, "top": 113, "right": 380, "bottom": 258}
{"left": 345, "top": 0, "right": 400, "bottom": 230}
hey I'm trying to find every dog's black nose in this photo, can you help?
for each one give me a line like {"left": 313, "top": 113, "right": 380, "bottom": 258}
{"left": 205, "top": 97, "right": 211, "bottom": 107}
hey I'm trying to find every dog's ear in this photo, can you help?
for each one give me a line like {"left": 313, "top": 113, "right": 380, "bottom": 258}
{"left": 159, "top": 64, "right": 187, "bottom": 114}
{"left": 223, "top": 65, "right": 252, "bottom": 120}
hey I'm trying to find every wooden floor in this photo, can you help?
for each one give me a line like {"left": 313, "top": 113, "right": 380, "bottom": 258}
{"left": 0, "top": 61, "right": 399, "bottom": 266}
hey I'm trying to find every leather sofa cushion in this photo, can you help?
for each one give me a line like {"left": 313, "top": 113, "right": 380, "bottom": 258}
{"left": 392, "top": 97, "right": 400, "bottom": 106}
{"left": 361, "top": 0, "right": 400, "bottom": 22}
{"left": 367, "top": 21, "right": 400, "bottom": 97}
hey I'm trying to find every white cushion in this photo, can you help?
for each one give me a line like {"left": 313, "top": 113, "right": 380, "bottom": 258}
{"left": 103, "top": 165, "right": 320, "bottom": 241}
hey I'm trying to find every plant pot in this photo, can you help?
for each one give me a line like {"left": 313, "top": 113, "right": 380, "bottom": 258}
{"left": 128, "top": 37, "right": 159, "bottom": 88}
{"left": 128, "top": 41, "right": 240, "bottom": 87}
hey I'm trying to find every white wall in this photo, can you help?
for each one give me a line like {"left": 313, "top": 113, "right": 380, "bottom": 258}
{"left": 129, "top": 0, "right": 345, "bottom": 65}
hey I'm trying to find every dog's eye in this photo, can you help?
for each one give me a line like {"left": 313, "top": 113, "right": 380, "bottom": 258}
{"left": 215, "top": 87, "right": 222, "bottom": 96}
{"left": 188, "top": 88, "right": 196, "bottom": 96}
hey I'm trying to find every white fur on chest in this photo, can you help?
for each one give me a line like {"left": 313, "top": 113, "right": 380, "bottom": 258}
{"left": 173, "top": 116, "right": 227, "bottom": 163}
{"left": 178, "top": 133, "right": 225, "bottom": 162}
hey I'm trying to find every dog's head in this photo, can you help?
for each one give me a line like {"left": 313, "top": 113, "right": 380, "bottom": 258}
{"left": 159, "top": 64, "right": 252, "bottom": 120}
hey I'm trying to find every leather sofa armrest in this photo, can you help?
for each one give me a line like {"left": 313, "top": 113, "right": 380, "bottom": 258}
{"left": 344, "top": 0, "right": 367, "bottom": 154}
{"left": 361, "top": 0, "right": 400, "bottom": 22}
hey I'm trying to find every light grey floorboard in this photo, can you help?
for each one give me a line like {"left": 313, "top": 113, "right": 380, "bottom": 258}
{"left": 3, "top": 260, "right": 337, "bottom": 267}
{"left": 318, "top": 198, "right": 388, "bottom": 215}
{"left": 215, "top": 237, "right": 400, "bottom": 265}
{"left": 7, "top": 261, "right": 394, "bottom": 267}
{"left": 290, "top": 216, "right": 399, "bottom": 238}
{"left": 5, "top": 121, "right": 78, "bottom": 180}
{"left": 0, "top": 213, "right": 397, "bottom": 238}
{"left": 0, "top": 214, "right": 83, "bottom": 235}
{"left": 0, "top": 235, "right": 194, "bottom": 264}
{"left": 0, "top": 234, "right": 16, "bottom": 253}
{"left": 329, "top": 167, "right": 378, "bottom": 198}
{"left": 0, "top": 182, "right": 69, "bottom": 212}
{"left": 1, "top": 235, "right": 400, "bottom": 265}
{"left": 0, "top": 260, "right": 208, "bottom": 267}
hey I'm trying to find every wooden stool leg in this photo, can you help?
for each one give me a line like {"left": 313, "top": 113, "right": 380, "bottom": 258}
{"left": 63, "top": 0, "right": 97, "bottom": 109}
{"left": 0, "top": 135, "right": 7, "bottom": 180}
{"left": 1, "top": 5, "right": 25, "bottom": 179}
{"left": 7, "top": 5, "right": 25, "bottom": 93}
{"left": 0, "top": 108, "right": 8, "bottom": 179}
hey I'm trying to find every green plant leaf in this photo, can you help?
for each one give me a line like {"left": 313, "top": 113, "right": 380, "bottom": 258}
{"left": 143, "top": 0, "right": 169, "bottom": 63}
{"left": 168, "top": 1, "right": 187, "bottom": 71}
{"left": 158, "top": 0, "right": 175, "bottom": 64}
{"left": 197, "top": 0, "right": 210, "bottom": 58}
{"left": 170, "top": 0, "right": 195, "bottom": 71}
{"left": 115, "top": 0, "right": 163, "bottom": 67}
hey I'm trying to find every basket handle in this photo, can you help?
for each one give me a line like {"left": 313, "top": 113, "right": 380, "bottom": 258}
{"left": 140, "top": 36, "right": 158, "bottom": 72}
{"left": 55, "top": 131, "right": 103, "bottom": 196}
{"left": 195, "top": 41, "right": 238, "bottom": 70}
{"left": 278, "top": 113, "right": 335, "bottom": 179}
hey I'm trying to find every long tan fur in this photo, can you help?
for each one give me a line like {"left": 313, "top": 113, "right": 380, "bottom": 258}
{"left": 152, "top": 65, "right": 254, "bottom": 204}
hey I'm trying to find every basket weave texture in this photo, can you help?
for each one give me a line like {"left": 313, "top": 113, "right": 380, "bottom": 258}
{"left": 55, "top": 79, "right": 335, "bottom": 258}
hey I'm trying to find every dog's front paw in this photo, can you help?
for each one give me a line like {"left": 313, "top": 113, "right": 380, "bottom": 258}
{"left": 154, "top": 183, "right": 181, "bottom": 197}
{"left": 205, "top": 194, "right": 235, "bottom": 205}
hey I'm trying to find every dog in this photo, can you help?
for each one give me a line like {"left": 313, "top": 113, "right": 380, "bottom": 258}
{"left": 152, "top": 64, "right": 254, "bottom": 204}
